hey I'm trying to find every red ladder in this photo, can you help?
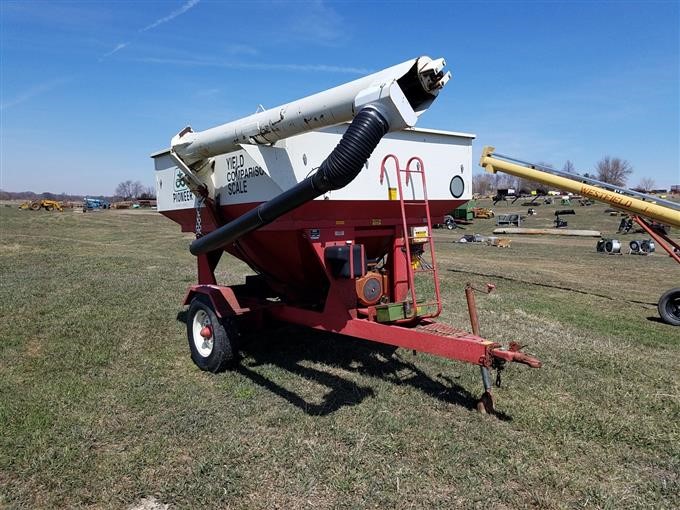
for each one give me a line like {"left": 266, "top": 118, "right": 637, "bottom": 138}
{"left": 381, "top": 155, "right": 442, "bottom": 319}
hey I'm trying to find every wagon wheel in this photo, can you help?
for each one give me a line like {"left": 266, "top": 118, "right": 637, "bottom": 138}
{"left": 658, "top": 288, "right": 680, "bottom": 326}
{"left": 186, "top": 295, "right": 236, "bottom": 372}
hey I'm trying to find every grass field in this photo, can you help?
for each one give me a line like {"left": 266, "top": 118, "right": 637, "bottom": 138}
{"left": 1, "top": 201, "right": 679, "bottom": 509}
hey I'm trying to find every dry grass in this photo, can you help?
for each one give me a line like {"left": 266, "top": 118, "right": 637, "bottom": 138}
{"left": 1, "top": 202, "right": 679, "bottom": 509}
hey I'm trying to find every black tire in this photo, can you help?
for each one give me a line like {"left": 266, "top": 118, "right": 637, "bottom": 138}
{"left": 30, "top": 202, "right": 41, "bottom": 211}
{"left": 629, "top": 240, "right": 640, "bottom": 252}
{"left": 658, "top": 288, "right": 680, "bottom": 326}
{"left": 446, "top": 221, "right": 455, "bottom": 230}
{"left": 45, "top": 205, "right": 54, "bottom": 211}
{"left": 187, "top": 295, "right": 235, "bottom": 372}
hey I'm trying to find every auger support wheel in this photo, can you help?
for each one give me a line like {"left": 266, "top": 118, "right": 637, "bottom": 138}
{"left": 658, "top": 287, "right": 680, "bottom": 326}
{"left": 187, "top": 295, "right": 235, "bottom": 372}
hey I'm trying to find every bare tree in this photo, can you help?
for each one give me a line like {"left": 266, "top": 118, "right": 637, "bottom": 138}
{"left": 636, "top": 177, "right": 656, "bottom": 192}
{"left": 509, "top": 161, "right": 554, "bottom": 194}
{"left": 472, "top": 173, "right": 494, "bottom": 196}
{"left": 562, "top": 160, "right": 576, "bottom": 174}
{"left": 115, "top": 180, "right": 144, "bottom": 199}
{"left": 139, "top": 185, "right": 156, "bottom": 200}
{"left": 115, "top": 180, "right": 134, "bottom": 199}
{"left": 493, "top": 173, "right": 516, "bottom": 190}
{"left": 131, "top": 181, "right": 143, "bottom": 199}
{"left": 595, "top": 156, "right": 633, "bottom": 186}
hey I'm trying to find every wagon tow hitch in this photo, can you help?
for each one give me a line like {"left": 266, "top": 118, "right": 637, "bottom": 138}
{"left": 465, "top": 283, "right": 542, "bottom": 414}
{"left": 491, "top": 342, "right": 542, "bottom": 369}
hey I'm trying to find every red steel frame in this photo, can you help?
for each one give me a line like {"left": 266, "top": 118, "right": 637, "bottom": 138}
{"left": 187, "top": 225, "right": 540, "bottom": 369}
{"left": 632, "top": 215, "right": 680, "bottom": 265}
{"left": 180, "top": 152, "right": 541, "bottom": 403}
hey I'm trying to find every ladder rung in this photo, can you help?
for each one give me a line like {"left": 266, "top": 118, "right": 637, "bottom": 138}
{"left": 389, "top": 155, "right": 441, "bottom": 320}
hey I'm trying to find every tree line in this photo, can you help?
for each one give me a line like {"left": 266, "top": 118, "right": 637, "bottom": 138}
{"left": 1, "top": 180, "right": 157, "bottom": 202}
{"left": 472, "top": 155, "right": 658, "bottom": 196}
{"left": 114, "top": 180, "right": 156, "bottom": 200}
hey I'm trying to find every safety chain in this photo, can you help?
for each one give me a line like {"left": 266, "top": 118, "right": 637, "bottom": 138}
{"left": 195, "top": 196, "right": 204, "bottom": 237}
{"left": 491, "top": 357, "right": 506, "bottom": 388}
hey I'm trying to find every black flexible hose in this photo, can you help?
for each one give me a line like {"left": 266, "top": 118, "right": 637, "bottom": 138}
{"left": 311, "top": 108, "right": 389, "bottom": 191}
{"left": 190, "top": 108, "right": 389, "bottom": 255}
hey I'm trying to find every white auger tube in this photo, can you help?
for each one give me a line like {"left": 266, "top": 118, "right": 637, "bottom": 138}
{"left": 171, "top": 56, "right": 451, "bottom": 166}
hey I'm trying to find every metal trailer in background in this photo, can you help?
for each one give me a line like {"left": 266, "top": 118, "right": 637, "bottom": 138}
{"left": 152, "top": 57, "right": 541, "bottom": 414}
{"left": 479, "top": 146, "right": 680, "bottom": 325}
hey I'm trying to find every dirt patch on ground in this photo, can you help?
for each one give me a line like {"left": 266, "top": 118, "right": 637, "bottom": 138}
{"left": 128, "top": 497, "right": 169, "bottom": 510}
{"left": 0, "top": 243, "right": 25, "bottom": 253}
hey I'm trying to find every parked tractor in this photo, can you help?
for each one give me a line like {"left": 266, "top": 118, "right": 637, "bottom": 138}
{"left": 18, "top": 199, "right": 63, "bottom": 212}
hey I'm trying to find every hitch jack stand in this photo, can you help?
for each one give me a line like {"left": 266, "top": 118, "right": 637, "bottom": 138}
{"left": 466, "top": 282, "right": 496, "bottom": 413}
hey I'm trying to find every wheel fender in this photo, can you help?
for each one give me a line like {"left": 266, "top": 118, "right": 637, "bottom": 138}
{"left": 183, "top": 285, "right": 245, "bottom": 318}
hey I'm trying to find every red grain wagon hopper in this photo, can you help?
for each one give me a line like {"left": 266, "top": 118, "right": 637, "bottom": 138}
{"left": 152, "top": 56, "right": 540, "bottom": 411}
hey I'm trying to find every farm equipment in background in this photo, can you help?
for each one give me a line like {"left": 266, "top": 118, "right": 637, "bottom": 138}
{"left": 435, "top": 214, "right": 458, "bottom": 230}
{"left": 492, "top": 188, "right": 516, "bottom": 205}
{"left": 596, "top": 238, "right": 622, "bottom": 254}
{"left": 452, "top": 200, "right": 475, "bottom": 222}
{"left": 521, "top": 195, "right": 542, "bottom": 207}
{"left": 472, "top": 207, "right": 495, "bottom": 219}
{"left": 152, "top": 56, "right": 541, "bottom": 413}
{"left": 480, "top": 146, "right": 680, "bottom": 325}
{"left": 554, "top": 209, "right": 575, "bottom": 228}
{"left": 496, "top": 213, "right": 521, "bottom": 227}
{"left": 628, "top": 239, "right": 655, "bottom": 255}
{"left": 18, "top": 199, "right": 63, "bottom": 212}
{"left": 83, "top": 197, "right": 110, "bottom": 210}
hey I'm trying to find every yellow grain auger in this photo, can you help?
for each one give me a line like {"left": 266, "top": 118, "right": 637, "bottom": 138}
{"left": 480, "top": 146, "right": 680, "bottom": 326}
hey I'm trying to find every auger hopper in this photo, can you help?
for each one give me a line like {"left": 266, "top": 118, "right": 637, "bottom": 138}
{"left": 152, "top": 57, "right": 540, "bottom": 411}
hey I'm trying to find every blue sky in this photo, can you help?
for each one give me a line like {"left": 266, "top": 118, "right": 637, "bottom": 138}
{"left": 1, "top": 0, "right": 678, "bottom": 195}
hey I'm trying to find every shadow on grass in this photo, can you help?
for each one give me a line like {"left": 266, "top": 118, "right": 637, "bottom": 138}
{"left": 238, "top": 325, "right": 511, "bottom": 420}
{"left": 646, "top": 316, "right": 666, "bottom": 324}
{"left": 177, "top": 311, "right": 511, "bottom": 419}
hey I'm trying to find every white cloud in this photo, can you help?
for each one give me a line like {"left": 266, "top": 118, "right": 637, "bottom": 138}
{"left": 194, "top": 88, "right": 221, "bottom": 98}
{"left": 0, "top": 77, "right": 71, "bottom": 111}
{"left": 100, "top": 1, "right": 202, "bottom": 61}
{"left": 287, "top": 0, "right": 346, "bottom": 46}
{"left": 133, "top": 56, "right": 371, "bottom": 75}
{"left": 102, "top": 42, "right": 129, "bottom": 58}
{"left": 225, "top": 44, "right": 259, "bottom": 56}
{"left": 140, "top": 0, "right": 201, "bottom": 32}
